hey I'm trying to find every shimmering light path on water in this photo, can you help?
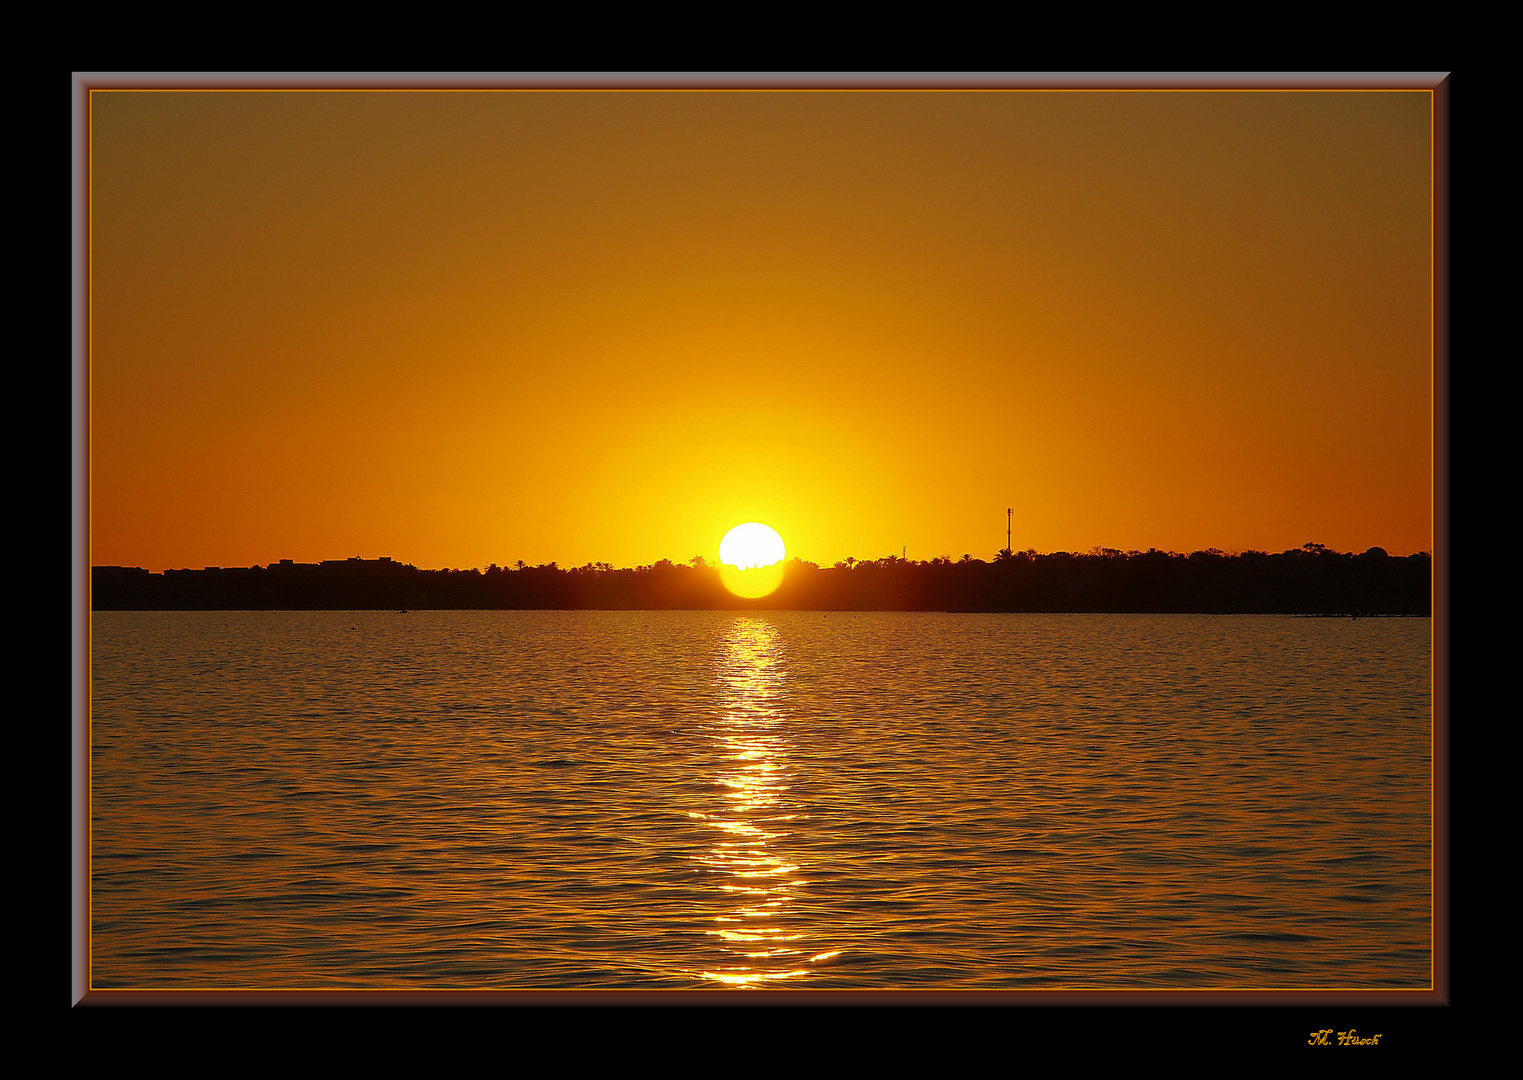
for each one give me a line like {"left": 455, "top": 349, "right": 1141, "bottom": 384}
{"left": 90, "top": 612, "right": 1431, "bottom": 989}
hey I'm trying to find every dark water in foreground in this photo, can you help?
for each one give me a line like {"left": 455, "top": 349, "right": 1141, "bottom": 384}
{"left": 90, "top": 611, "right": 1431, "bottom": 989}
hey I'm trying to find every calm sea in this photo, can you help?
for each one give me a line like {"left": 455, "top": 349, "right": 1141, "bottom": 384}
{"left": 89, "top": 611, "right": 1431, "bottom": 989}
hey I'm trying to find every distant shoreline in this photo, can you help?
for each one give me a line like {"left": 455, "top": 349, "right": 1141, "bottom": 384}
{"left": 90, "top": 608, "right": 1431, "bottom": 617}
{"left": 92, "top": 547, "right": 1431, "bottom": 616}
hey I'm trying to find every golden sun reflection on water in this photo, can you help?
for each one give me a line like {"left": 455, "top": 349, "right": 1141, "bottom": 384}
{"left": 689, "top": 617, "right": 833, "bottom": 987}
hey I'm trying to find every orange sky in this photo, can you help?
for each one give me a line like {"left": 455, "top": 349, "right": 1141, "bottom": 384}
{"left": 90, "top": 89, "right": 1433, "bottom": 571}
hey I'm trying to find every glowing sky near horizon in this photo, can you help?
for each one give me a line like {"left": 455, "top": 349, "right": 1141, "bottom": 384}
{"left": 89, "top": 89, "right": 1433, "bottom": 570}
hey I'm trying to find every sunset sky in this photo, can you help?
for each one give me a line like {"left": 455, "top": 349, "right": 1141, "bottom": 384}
{"left": 89, "top": 88, "right": 1433, "bottom": 571}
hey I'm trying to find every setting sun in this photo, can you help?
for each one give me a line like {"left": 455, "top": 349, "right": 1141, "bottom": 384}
{"left": 719, "top": 523, "right": 786, "bottom": 598}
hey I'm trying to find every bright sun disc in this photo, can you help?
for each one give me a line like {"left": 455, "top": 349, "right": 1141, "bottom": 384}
{"left": 719, "top": 523, "right": 786, "bottom": 598}
{"left": 719, "top": 523, "right": 786, "bottom": 570}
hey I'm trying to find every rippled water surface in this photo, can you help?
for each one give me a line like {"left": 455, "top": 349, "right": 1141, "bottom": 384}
{"left": 91, "top": 611, "right": 1431, "bottom": 989}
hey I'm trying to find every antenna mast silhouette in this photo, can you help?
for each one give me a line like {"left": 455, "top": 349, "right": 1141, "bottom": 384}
{"left": 1006, "top": 508, "right": 1013, "bottom": 555}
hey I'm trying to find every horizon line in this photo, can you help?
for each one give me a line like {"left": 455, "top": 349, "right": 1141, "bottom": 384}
{"left": 94, "top": 543, "right": 1431, "bottom": 576}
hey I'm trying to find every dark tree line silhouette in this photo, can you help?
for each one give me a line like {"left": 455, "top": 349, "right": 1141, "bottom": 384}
{"left": 94, "top": 544, "right": 1429, "bottom": 614}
